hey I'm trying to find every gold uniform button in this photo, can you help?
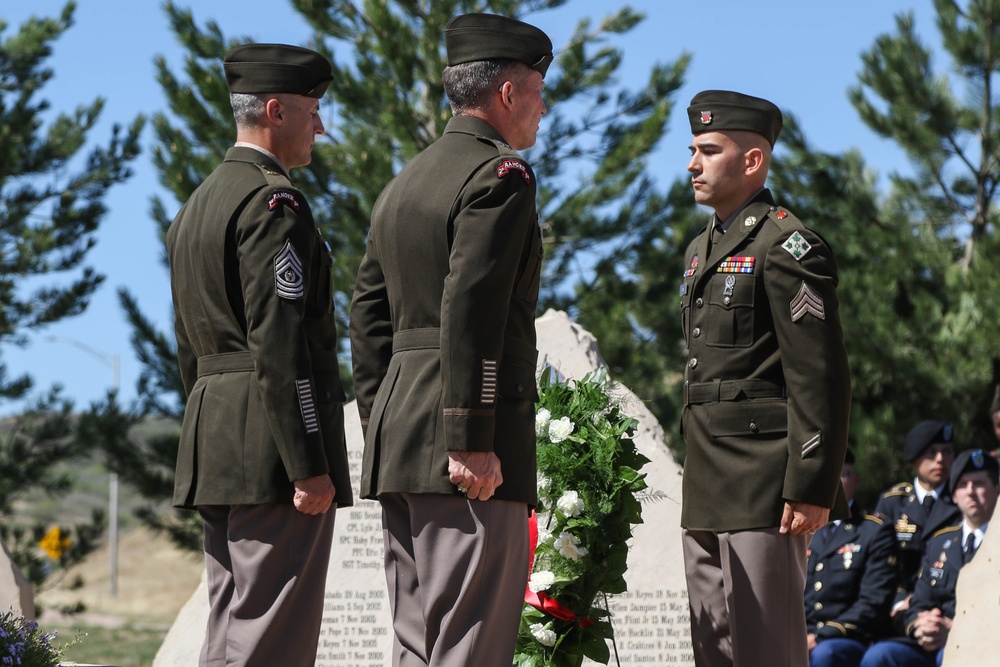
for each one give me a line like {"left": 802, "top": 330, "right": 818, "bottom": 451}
{"left": 688, "top": 358, "right": 699, "bottom": 369}
{"left": 749, "top": 421, "right": 759, "bottom": 434}
{"left": 814, "top": 602, "right": 823, "bottom": 611}
{"left": 693, "top": 327, "right": 701, "bottom": 337}
{"left": 817, "top": 621, "right": 825, "bottom": 629}
{"left": 695, "top": 297, "right": 704, "bottom": 308}
{"left": 814, "top": 581, "right": 823, "bottom": 591}
{"left": 723, "top": 296, "right": 732, "bottom": 306}
{"left": 815, "top": 563, "right": 824, "bottom": 572}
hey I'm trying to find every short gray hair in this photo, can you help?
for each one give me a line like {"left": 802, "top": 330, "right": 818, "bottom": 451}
{"left": 442, "top": 59, "right": 521, "bottom": 114}
{"left": 230, "top": 92, "right": 268, "bottom": 129}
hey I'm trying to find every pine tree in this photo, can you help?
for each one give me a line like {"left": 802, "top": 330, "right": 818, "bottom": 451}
{"left": 101, "top": 0, "right": 690, "bottom": 550}
{"left": 849, "top": 0, "right": 1000, "bottom": 451}
{"left": 0, "top": 0, "right": 144, "bottom": 589}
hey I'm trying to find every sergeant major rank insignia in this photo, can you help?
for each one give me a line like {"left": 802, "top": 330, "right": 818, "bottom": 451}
{"left": 497, "top": 159, "right": 531, "bottom": 184}
{"left": 274, "top": 240, "right": 304, "bottom": 300}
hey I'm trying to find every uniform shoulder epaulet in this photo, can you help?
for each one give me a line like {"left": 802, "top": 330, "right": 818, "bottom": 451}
{"left": 930, "top": 523, "right": 962, "bottom": 539}
{"left": 766, "top": 206, "right": 804, "bottom": 230}
{"left": 882, "top": 482, "right": 913, "bottom": 498}
{"left": 863, "top": 513, "right": 884, "bottom": 525}
{"left": 254, "top": 163, "right": 293, "bottom": 188}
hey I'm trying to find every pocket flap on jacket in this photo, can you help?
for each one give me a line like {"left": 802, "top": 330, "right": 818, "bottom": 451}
{"left": 498, "top": 360, "right": 539, "bottom": 402}
{"left": 709, "top": 399, "right": 787, "bottom": 437}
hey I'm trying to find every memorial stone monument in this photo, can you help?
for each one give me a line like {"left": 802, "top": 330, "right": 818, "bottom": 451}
{"left": 155, "top": 311, "right": 694, "bottom": 665}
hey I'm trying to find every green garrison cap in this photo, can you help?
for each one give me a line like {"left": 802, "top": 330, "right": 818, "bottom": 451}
{"left": 445, "top": 13, "right": 554, "bottom": 76}
{"left": 224, "top": 43, "right": 333, "bottom": 98}
{"left": 687, "top": 90, "right": 783, "bottom": 147}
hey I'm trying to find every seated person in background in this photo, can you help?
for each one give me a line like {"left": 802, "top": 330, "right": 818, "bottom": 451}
{"left": 806, "top": 449, "right": 898, "bottom": 667}
{"left": 875, "top": 420, "right": 960, "bottom": 623}
{"left": 860, "top": 448, "right": 998, "bottom": 667}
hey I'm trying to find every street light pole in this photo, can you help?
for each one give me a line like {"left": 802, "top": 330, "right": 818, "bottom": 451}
{"left": 44, "top": 336, "right": 121, "bottom": 598}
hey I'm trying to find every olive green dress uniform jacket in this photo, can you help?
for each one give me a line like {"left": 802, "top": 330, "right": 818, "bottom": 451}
{"left": 167, "top": 146, "right": 353, "bottom": 509}
{"left": 679, "top": 189, "right": 850, "bottom": 531}
{"left": 350, "top": 115, "right": 542, "bottom": 505}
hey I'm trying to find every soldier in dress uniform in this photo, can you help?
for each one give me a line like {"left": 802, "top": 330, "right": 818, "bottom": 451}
{"left": 860, "top": 449, "right": 999, "bottom": 667}
{"left": 166, "top": 43, "right": 353, "bottom": 667}
{"left": 874, "top": 420, "right": 960, "bottom": 623}
{"left": 349, "top": 13, "right": 550, "bottom": 667}
{"left": 805, "top": 450, "right": 897, "bottom": 667}
{"left": 678, "top": 90, "right": 852, "bottom": 667}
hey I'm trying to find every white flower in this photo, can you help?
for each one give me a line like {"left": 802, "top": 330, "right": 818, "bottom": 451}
{"left": 548, "top": 416, "right": 575, "bottom": 443}
{"left": 535, "top": 408, "right": 551, "bottom": 436}
{"left": 528, "top": 570, "right": 555, "bottom": 593}
{"left": 536, "top": 472, "right": 551, "bottom": 493}
{"left": 530, "top": 623, "right": 558, "bottom": 647}
{"left": 556, "top": 490, "right": 585, "bottom": 517}
{"left": 553, "top": 531, "right": 589, "bottom": 560}
{"left": 536, "top": 524, "right": 552, "bottom": 545}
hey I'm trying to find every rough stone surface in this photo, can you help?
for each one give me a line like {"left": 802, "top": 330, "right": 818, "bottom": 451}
{"left": 942, "top": 527, "right": 999, "bottom": 665}
{"left": 0, "top": 538, "right": 34, "bottom": 619}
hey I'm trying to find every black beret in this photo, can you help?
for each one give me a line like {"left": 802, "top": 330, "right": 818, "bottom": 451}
{"left": 950, "top": 448, "right": 999, "bottom": 489}
{"left": 445, "top": 13, "right": 553, "bottom": 76}
{"left": 224, "top": 43, "right": 333, "bottom": 98}
{"left": 903, "top": 420, "right": 954, "bottom": 463}
{"left": 687, "top": 90, "right": 783, "bottom": 147}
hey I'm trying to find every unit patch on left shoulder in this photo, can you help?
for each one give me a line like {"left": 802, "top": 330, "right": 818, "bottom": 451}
{"left": 497, "top": 159, "right": 531, "bottom": 184}
{"left": 268, "top": 189, "right": 302, "bottom": 212}
{"left": 781, "top": 231, "right": 812, "bottom": 261}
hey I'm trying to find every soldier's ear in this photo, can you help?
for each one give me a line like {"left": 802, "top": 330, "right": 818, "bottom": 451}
{"left": 744, "top": 147, "right": 765, "bottom": 177}
{"left": 264, "top": 97, "right": 284, "bottom": 126}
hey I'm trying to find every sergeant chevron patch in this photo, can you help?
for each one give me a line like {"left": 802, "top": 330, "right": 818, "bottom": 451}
{"left": 274, "top": 240, "right": 305, "bottom": 300}
{"left": 790, "top": 281, "right": 825, "bottom": 322}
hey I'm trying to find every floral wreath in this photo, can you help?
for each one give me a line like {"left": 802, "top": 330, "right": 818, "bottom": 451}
{"left": 514, "top": 368, "right": 651, "bottom": 667}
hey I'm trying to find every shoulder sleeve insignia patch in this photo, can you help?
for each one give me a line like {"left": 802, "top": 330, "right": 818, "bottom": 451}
{"left": 497, "top": 159, "right": 531, "bottom": 184}
{"left": 790, "top": 281, "right": 825, "bottom": 322}
{"left": 781, "top": 231, "right": 812, "bottom": 260}
{"left": 268, "top": 189, "right": 302, "bottom": 212}
{"left": 274, "top": 240, "right": 305, "bottom": 300}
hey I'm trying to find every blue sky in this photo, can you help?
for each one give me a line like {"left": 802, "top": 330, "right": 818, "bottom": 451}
{"left": 1, "top": 0, "right": 939, "bottom": 414}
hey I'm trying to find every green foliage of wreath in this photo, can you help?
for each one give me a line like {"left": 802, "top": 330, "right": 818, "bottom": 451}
{"left": 514, "top": 368, "right": 650, "bottom": 667}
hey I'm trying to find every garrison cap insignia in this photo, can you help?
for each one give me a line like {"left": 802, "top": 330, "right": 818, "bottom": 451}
{"left": 790, "top": 281, "right": 825, "bottom": 322}
{"left": 781, "top": 231, "right": 812, "bottom": 260}
{"left": 274, "top": 240, "right": 305, "bottom": 300}
{"left": 700, "top": 110, "right": 712, "bottom": 124}
{"left": 268, "top": 189, "right": 302, "bottom": 212}
{"left": 497, "top": 159, "right": 531, "bottom": 184}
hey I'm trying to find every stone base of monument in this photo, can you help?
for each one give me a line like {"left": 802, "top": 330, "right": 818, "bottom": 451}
{"left": 156, "top": 311, "right": 697, "bottom": 665}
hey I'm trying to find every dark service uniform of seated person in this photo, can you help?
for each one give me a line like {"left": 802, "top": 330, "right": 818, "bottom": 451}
{"left": 861, "top": 449, "right": 999, "bottom": 667}
{"left": 167, "top": 43, "right": 353, "bottom": 667}
{"left": 350, "top": 13, "right": 550, "bottom": 667}
{"left": 874, "top": 420, "right": 960, "bottom": 621}
{"left": 805, "top": 451, "right": 897, "bottom": 667}
{"left": 678, "top": 90, "right": 852, "bottom": 667}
